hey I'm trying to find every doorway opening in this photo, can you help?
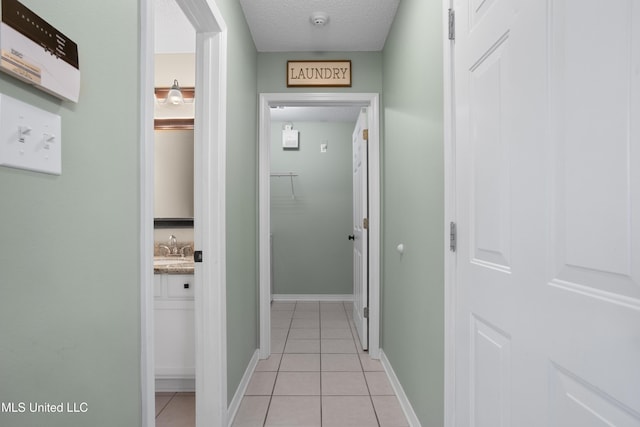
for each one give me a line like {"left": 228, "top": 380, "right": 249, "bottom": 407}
{"left": 140, "top": 0, "right": 228, "bottom": 426}
{"left": 258, "top": 93, "right": 381, "bottom": 361}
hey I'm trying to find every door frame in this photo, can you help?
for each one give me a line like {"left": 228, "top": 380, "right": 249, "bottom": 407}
{"left": 140, "top": 1, "right": 228, "bottom": 426}
{"left": 352, "top": 108, "right": 370, "bottom": 350}
{"left": 443, "top": 0, "right": 456, "bottom": 426}
{"left": 258, "top": 93, "right": 381, "bottom": 360}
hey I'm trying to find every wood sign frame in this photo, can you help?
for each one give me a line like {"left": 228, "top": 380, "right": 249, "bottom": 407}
{"left": 287, "top": 60, "right": 352, "bottom": 87}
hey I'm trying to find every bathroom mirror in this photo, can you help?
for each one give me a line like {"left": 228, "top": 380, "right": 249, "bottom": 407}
{"left": 154, "top": 118, "right": 194, "bottom": 228}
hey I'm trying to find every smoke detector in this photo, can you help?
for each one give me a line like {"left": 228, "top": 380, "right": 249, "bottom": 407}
{"left": 310, "top": 12, "right": 329, "bottom": 27}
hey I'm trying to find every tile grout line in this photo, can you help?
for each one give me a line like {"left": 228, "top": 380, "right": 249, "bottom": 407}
{"left": 262, "top": 302, "right": 294, "bottom": 426}
{"left": 346, "top": 301, "right": 382, "bottom": 427}
{"left": 155, "top": 391, "right": 177, "bottom": 420}
{"left": 265, "top": 300, "right": 388, "bottom": 427}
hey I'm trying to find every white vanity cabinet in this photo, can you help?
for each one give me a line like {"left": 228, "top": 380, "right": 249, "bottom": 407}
{"left": 154, "top": 273, "right": 195, "bottom": 391}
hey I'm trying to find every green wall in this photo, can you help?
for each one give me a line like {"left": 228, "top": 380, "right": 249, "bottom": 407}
{"left": 258, "top": 51, "right": 382, "bottom": 93}
{"left": 381, "top": 0, "right": 445, "bottom": 425}
{"left": 0, "top": 1, "right": 140, "bottom": 426}
{"left": 215, "top": 0, "right": 259, "bottom": 405}
{"left": 270, "top": 121, "right": 353, "bottom": 295}
{"left": 0, "top": 1, "right": 446, "bottom": 424}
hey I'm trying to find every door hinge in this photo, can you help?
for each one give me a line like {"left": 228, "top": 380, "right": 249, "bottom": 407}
{"left": 194, "top": 250, "right": 203, "bottom": 263}
{"left": 364, "top": 307, "right": 369, "bottom": 319}
{"left": 363, "top": 218, "right": 369, "bottom": 230}
{"left": 363, "top": 129, "right": 369, "bottom": 141}
{"left": 449, "top": 222, "right": 457, "bottom": 252}
{"left": 448, "top": 8, "right": 455, "bottom": 41}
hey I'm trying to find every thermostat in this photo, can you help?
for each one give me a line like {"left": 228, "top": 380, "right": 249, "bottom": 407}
{"left": 0, "top": 0, "right": 80, "bottom": 102}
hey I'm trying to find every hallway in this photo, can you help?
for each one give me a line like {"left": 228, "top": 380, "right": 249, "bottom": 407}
{"left": 232, "top": 301, "right": 408, "bottom": 426}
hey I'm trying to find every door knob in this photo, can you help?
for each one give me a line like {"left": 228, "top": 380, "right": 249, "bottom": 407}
{"left": 348, "top": 234, "right": 355, "bottom": 240}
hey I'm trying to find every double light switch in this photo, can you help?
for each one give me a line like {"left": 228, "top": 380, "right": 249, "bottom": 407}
{"left": 0, "top": 94, "right": 62, "bottom": 175}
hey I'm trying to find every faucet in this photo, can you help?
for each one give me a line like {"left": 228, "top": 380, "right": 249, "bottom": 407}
{"left": 168, "top": 235, "right": 178, "bottom": 255}
{"left": 179, "top": 245, "right": 193, "bottom": 256}
{"left": 158, "top": 235, "right": 190, "bottom": 257}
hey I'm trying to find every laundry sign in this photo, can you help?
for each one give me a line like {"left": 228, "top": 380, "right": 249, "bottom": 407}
{"left": 287, "top": 60, "right": 351, "bottom": 87}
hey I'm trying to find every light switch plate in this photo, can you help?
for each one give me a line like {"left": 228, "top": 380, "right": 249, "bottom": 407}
{"left": 0, "top": 94, "right": 61, "bottom": 175}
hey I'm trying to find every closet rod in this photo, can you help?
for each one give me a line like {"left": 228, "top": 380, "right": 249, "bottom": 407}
{"left": 270, "top": 172, "right": 298, "bottom": 199}
{"left": 270, "top": 172, "right": 299, "bottom": 177}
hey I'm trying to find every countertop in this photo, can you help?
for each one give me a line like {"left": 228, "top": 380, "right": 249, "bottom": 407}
{"left": 154, "top": 256, "right": 194, "bottom": 274}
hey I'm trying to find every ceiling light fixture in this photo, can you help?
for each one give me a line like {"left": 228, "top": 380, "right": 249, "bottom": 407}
{"left": 165, "top": 79, "right": 184, "bottom": 105}
{"left": 310, "top": 12, "right": 329, "bottom": 27}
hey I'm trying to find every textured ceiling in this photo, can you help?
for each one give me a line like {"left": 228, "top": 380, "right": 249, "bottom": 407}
{"left": 239, "top": 0, "right": 400, "bottom": 52}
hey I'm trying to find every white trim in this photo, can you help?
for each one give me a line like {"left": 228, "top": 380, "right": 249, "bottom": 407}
{"left": 379, "top": 350, "right": 422, "bottom": 427}
{"left": 226, "top": 350, "right": 259, "bottom": 427}
{"left": 271, "top": 294, "right": 354, "bottom": 302}
{"left": 140, "top": 1, "right": 227, "bottom": 427}
{"left": 191, "top": 7, "right": 228, "bottom": 427}
{"left": 258, "top": 93, "right": 382, "bottom": 361}
{"left": 258, "top": 95, "right": 272, "bottom": 359}
{"left": 155, "top": 367, "right": 195, "bottom": 377}
{"left": 139, "top": 1, "right": 155, "bottom": 426}
{"left": 155, "top": 378, "right": 196, "bottom": 392}
{"left": 443, "top": 0, "right": 456, "bottom": 426}
{"left": 365, "top": 97, "right": 381, "bottom": 360}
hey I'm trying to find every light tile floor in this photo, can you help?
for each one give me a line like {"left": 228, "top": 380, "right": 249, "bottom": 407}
{"left": 232, "top": 301, "right": 409, "bottom": 427}
{"left": 155, "top": 392, "right": 195, "bottom": 427}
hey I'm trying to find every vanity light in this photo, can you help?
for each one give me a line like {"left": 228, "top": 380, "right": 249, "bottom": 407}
{"left": 166, "top": 79, "right": 184, "bottom": 105}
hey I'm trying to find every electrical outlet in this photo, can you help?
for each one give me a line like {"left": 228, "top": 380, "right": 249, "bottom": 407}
{"left": 0, "top": 94, "right": 61, "bottom": 175}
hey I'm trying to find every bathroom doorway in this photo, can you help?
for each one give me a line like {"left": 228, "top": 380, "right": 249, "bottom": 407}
{"left": 141, "top": 0, "right": 228, "bottom": 426}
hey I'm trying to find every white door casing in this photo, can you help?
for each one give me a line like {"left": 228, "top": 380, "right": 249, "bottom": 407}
{"left": 258, "top": 93, "right": 381, "bottom": 360}
{"left": 352, "top": 108, "right": 369, "bottom": 350}
{"left": 140, "top": 1, "right": 228, "bottom": 426}
{"left": 451, "top": 0, "right": 640, "bottom": 426}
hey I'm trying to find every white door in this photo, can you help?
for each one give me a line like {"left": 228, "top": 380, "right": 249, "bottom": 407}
{"left": 352, "top": 108, "right": 369, "bottom": 350}
{"left": 453, "top": 0, "right": 640, "bottom": 426}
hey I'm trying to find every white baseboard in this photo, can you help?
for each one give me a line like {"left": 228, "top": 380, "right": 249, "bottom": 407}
{"left": 272, "top": 294, "right": 353, "bottom": 302}
{"left": 227, "top": 349, "right": 259, "bottom": 427}
{"left": 155, "top": 377, "right": 195, "bottom": 392}
{"left": 379, "top": 349, "right": 422, "bottom": 427}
